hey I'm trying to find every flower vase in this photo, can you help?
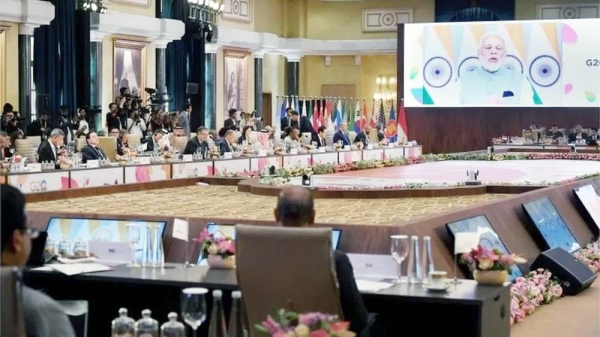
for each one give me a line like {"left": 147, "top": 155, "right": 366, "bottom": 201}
{"left": 473, "top": 270, "right": 509, "bottom": 285}
{"left": 207, "top": 255, "right": 235, "bottom": 269}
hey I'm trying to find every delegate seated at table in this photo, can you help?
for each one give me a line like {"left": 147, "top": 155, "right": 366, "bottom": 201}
{"left": 1, "top": 185, "right": 76, "bottom": 337}
{"left": 143, "top": 129, "right": 167, "bottom": 153}
{"left": 219, "top": 130, "right": 237, "bottom": 155}
{"left": 354, "top": 125, "right": 372, "bottom": 147}
{"left": 333, "top": 122, "right": 351, "bottom": 147}
{"left": 80, "top": 132, "right": 108, "bottom": 163}
{"left": 183, "top": 126, "right": 210, "bottom": 157}
{"left": 38, "top": 128, "right": 68, "bottom": 168}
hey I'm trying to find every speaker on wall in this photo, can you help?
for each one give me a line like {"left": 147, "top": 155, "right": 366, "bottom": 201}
{"left": 531, "top": 247, "right": 597, "bottom": 296}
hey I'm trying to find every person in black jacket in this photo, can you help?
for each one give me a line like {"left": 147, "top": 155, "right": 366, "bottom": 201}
{"left": 274, "top": 186, "right": 372, "bottom": 337}
{"left": 183, "top": 126, "right": 210, "bottom": 158}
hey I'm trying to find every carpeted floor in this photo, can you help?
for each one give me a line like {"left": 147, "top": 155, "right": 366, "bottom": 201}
{"left": 511, "top": 281, "right": 599, "bottom": 337}
{"left": 26, "top": 185, "right": 509, "bottom": 225}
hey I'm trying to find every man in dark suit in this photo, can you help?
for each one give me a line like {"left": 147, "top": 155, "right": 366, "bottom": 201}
{"left": 143, "top": 129, "right": 166, "bottom": 153}
{"left": 280, "top": 107, "right": 294, "bottom": 132}
{"left": 224, "top": 109, "right": 239, "bottom": 131}
{"left": 332, "top": 122, "right": 351, "bottom": 147}
{"left": 275, "top": 186, "right": 370, "bottom": 337}
{"left": 312, "top": 126, "right": 328, "bottom": 148}
{"left": 38, "top": 129, "right": 66, "bottom": 168}
{"left": 219, "top": 129, "right": 237, "bottom": 155}
{"left": 354, "top": 124, "right": 372, "bottom": 146}
{"left": 80, "top": 132, "right": 108, "bottom": 163}
{"left": 178, "top": 103, "right": 192, "bottom": 138}
{"left": 183, "top": 126, "right": 210, "bottom": 158}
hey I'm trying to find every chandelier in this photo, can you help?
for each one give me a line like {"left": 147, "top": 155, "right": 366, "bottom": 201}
{"left": 79, "top": 0, "right": 107, "bottom": 13}
{"left": 187, "top": 0, "right": 225, "bottom": 25}
{"left": 373, "top": 75, "right": 397, "bottom": 101}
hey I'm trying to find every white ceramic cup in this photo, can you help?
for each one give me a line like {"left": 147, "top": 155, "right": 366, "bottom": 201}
{"left": 428, "top": 271, "right": 448, "bottom": 289}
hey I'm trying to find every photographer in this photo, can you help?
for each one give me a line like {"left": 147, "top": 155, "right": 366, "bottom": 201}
{"left": 106, "top": 103, "right": 122, "bottom": 131}
{"left": 116, "top": 87, "right": 130, "bottom": 108}
{"left": 54, "top": 106, "right": 73, "bottom": 144}
{"left": 126, "top": 109, "right": 147, "bottom": 139}
{"left": 74, "top": 108, "right": 89, "bottom": 139}
{"left": 28, "top": 112, "right": 51, "bottom": 139}
{"left": 1, "top": 109, "right": 21, "bottom": 135}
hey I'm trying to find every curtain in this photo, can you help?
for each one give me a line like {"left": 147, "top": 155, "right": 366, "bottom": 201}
{"left": 165, "top": 0, "right": 206, "bottom": 130}
{"left": 75, "top": 11, "right": 90, "bottom": 108}
{"left": 33, "top": 0, "right": 78, "bottom": 121}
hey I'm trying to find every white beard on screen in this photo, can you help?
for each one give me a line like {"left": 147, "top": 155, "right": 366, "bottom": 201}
{"left": 480, "top": 56, "right": 504, "bottom": 73}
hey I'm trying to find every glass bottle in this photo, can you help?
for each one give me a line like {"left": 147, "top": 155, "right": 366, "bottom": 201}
{"left": 73, "top": 238, "right": 87, "bottom": 258}
{"left": 228, "top": 291, "right": 246, "bottom": 337}
{"left": 45, "top": 236, "right": 56, "bottom": 255}
{"left": 135, "top": 309, "right": 159, "bottom": 337}
{"left": 160, "top": 312, "right": 185, "bottom": 337}
{"left": 208, "top": 290, "right": 228, "bottom": 337}
{"left": 142, "top": 225, "right": 153, "bottom": 267}
{"left": 421, "top": 236, "right": 435, "bottom": 285}
{"left": 58, "top": 235, "right": 72, "bottom": 256}
{"left": 112, "top": 308, "right": 135, "bottom": 337}
{"left": 406, "top": 235, "right": 422, "bottom": 284}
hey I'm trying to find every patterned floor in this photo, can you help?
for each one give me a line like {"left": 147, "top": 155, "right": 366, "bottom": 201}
{"left": 27, "top": 186, "right": 509, "bottom": 226}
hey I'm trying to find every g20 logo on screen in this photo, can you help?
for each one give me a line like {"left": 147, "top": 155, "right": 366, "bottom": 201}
{"left": 186, "top": 168, "right": 199, "bottom": 178}
{"left": 29, "top": 180, "right": 48, "bottom": 192}
{"left": 586, "top": 59, "right": 599, "bottom": 67}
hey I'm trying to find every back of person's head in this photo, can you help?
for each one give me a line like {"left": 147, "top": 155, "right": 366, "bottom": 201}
{"left": 275, "top": 186, "right": 315, "bottom": 227}
{"left": 1, "top": 185, "right": 31, "bottom": 265}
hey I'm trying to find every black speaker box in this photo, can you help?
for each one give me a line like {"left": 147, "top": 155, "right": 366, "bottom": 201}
{"left": 531, "top": 247, "right": 597, "bottom": 296}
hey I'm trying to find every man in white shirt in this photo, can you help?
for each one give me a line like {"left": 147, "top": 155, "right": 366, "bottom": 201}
{"left": 126, "top": 111, "right": 147, "bottom": 139}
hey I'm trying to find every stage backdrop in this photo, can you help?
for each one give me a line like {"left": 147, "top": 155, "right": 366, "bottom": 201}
{"left": 404, "top": 19, "right": 600, "bottom": 108}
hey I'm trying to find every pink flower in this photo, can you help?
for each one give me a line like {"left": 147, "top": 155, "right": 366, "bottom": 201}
{"left": 309, "top": 330, "right": 329, "bottom": 337}
{"left": 262, "top": 316, "right": 281, "bottom": 334}
{"left": 330, "top": 321, "right": 349, "bottom": 332}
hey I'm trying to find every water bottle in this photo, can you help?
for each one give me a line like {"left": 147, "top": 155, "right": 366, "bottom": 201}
{"left": 142, "top": 225, "right": 153, "bottom": 267}
{"left": 45, "top": 236, "right": 56, "bottom": 255}
{"left": 208, "top": 290, "right": 228, "bottom": 337}
{"left": 160, "top": 312, "right": 185, "bottom": 337}
{"left": 406, "top": 235, "right": 422, "bottom": 284}
{"left": 228, "top": 291, "right": 246, "bottom": 337}
{"left": 135, "top": 309, "right": 159, "bottom": 337}
{"left": 151, "top": 225, "right": 164, "bottom": 268}
{"left": 111, "top": 308, "right": 135, "bottom": 337}
{"left": 421, "top": 236, "right": 435, "bottom": 285}
{"left": 73, "top": 238, "right": 87, "bottom": 258}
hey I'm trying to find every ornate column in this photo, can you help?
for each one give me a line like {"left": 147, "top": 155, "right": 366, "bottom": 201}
{"left": 285, "top": 54, "right": 302, "bottom": 98}
{"left": 90, "top": 31, "right": 105, "bottom": 131}
{"left": 204, "top": 43, "right": 218, "bottom": 129}
{"left": 155, "top": 39, "right": 169, "bottom": 110}
{"left": 254, "top": 51, "right": 265, "bottom": 124}
{"left": 18, "top": 24, "right": 36, "bottom": 125}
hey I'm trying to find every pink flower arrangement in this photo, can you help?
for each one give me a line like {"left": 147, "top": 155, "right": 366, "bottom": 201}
{"left": 256, "top": 310, "right": 355, "bottom": 337}
{"left": 510, "top": 269, "right": 563, "bottom": 326}
{"left": 193, "top": 228, "right": 235, "bottom": 259}
{"left": 461, "top": 245, "right": 527, "bottom": 272}
{"left": 574, "top": 239, "right": 600, "bottom": 273}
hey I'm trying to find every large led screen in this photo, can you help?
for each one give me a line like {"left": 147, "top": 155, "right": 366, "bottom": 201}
{"left": 404, "top": 19, "right": 600, "bottom": 107}
{"left": 574, "top": 185, "right": 600, "bottom": 230}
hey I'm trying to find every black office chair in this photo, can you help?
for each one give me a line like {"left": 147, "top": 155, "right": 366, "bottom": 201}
{"left": 58, "top": 300, "right": 89, "bottom": 337}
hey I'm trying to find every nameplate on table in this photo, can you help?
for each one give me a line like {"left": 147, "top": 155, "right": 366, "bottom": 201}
{"left": 388, "top": 143, "right": 394, "bottom": 148}
{"left": 290, "top": 148, "right": 298, "bottom": 155}
{"left": 318, "top": 147, "right": 326, "bottom": 153}
{"left": 172, "top": 218, "right": 189, "bottom": 242}
{"left": 27, "top": 163, "right": 42, "bottom": 172}
{"left": 258, "top": 150, "right": 267, "bottom": 156}
{"left": 183, "top": 154, "right": 193, "bottom": 162}
{"left": 224, "top": 152, "right": 233, "bottom": 159}
{"left": 138, "top": 157, "right": 151, "bottom": 164}
{"left": 367, "top": 144, "right": 373, "bottom": 150}
{"left": 87, "top": 160, "right": 99, "bottom": 168}
{"left": 343, "top": 145, "right": 351, "bottom": 150}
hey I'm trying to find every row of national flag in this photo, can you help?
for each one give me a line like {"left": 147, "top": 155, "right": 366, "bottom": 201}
{"left": 277, "top": 96, "right": 408, "bottom": 142}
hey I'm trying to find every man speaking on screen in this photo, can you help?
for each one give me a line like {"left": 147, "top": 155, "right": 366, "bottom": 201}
{"left": 457, "top": 32, "right": 535, "bottom": 105}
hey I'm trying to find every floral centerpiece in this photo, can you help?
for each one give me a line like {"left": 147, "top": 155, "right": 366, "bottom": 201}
{"left": 193, "top": 228, "right": 236, "bottom": 269}
{"left": 256, "top": 310, "right": 355, "bottom": 337}
{"left": 461, "top": 245, "right": 527, "bottom": 285}
{"left": 574, "top": 239, "right": 600, "bottom": 273}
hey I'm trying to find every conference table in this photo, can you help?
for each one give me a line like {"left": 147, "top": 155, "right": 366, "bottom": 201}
{"left": 4, "top": 146, "right": 422, "bottom": 194}
{"left": 24, "top": 262, "right": 509, "bottom": 337}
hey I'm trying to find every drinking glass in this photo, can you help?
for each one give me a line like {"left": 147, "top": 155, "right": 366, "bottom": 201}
{"left": 390, "top": 235, "right": 409, "bottom": 283}
{"left": 127, "top": 224, "right": 141, "bottom": 267}
{"left": 181, "top": 288, "right": 208, "bottom": 337}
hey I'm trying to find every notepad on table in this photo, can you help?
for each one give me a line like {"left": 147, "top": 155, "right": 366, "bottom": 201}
{"left": 355, "top": 279, "right": 394, "bottom": 293}
{"left": 45, "top": 263, "right": 112, "bottom": 276}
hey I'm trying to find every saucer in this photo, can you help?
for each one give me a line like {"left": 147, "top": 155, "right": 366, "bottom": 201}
{"left": 424, "top": 284, "right": 450, "bottom": 292}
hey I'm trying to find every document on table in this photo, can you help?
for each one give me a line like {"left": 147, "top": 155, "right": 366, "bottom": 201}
{"left": 355, "top": 279, "right": 395, "bottom": 293}
{"left": 41, "top": 263, "right": 112, "bottom": 276}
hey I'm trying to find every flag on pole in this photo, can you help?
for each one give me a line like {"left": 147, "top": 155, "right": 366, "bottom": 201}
{"left": 386, "top": 102, "right": 398, "bottom": 143}
{"left": 325, "top": 98, "right": 334, "bottom": 131}
{"left": 360, "top": 99, "right": 368, "bottom": 131}
{"left": 398, "top": 100, "right": 408, "bottom": 141}
{"left": 378, "top": 100, "right": 386, "bottom": 128}
{"left": 370, "top": 99, "right": 377, "bottom": 128}
{"left": 280, "top": 96, "right": 288, "bottom": 119}
{"left": 348, "top": 99, "right": 355, "bottom": 131}
{"left": 335, "top": 99, "right": 343, "bottom": 129}
{"left": 302, "top": 98, "right": 307, "bottom": 117}
{"left": 353, "top": 99, "right": 361, "bottom": 133}
{"left": 306, "top": 99, "right": 312, "bottom": 121}
{"left": 312, "top": 99, "right": 319, "bottom": 130}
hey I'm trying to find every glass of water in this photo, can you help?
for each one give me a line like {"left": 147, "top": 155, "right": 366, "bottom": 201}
{"left": 181, "top": 288, "right": 208, "bottom": 337}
